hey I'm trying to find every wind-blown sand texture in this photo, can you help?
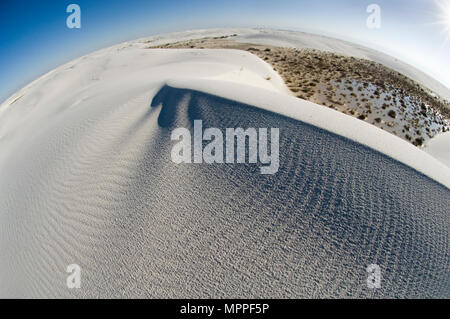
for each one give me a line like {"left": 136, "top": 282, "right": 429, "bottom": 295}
{"left": 0, "top": 30, "right": 449, "bottom": 298}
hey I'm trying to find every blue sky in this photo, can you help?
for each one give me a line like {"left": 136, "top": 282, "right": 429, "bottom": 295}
{"left": 1, "top": 0, "right": 450, "bottom": 103}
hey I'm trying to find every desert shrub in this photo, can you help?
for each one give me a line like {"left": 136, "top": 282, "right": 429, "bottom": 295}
{"left": 388, "top": 110, "right": 397, "bottom": 118}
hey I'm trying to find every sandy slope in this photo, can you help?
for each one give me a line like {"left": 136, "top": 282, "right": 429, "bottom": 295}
{"left": 0, "top": 35, "right": 449, "bottom": 298}
{"left": 424, "top": 132, "right": 450, "bottom": 167}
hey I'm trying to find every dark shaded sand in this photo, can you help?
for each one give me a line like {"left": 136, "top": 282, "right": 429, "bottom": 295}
{"left": 4, "top": 85, "right": 448, "bottom": 298}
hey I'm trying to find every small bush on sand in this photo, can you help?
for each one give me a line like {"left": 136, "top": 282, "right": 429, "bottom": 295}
{"left": 414, "top": 137, "right": 424, "bottom": 146}
{"left": 388, "top": 110, "right": 396, "bottom": 118}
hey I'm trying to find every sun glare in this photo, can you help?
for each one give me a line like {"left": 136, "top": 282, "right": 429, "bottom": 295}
{"left": 447, "top": 8, "right": 450, "bottom": 27}
{"left": 445, "top": 4, "right": 450, "bottom": 27}
{"left": 436, "top": 0, "right": 450, "bottom": 37}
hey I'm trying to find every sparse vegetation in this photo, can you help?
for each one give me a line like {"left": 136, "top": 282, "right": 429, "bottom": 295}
{"left": 148, "top": 36, "right": 450, "bottom": 146}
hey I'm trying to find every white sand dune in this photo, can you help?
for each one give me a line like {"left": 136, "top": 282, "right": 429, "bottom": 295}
{"left": 424, "top": 132, "right": 450, "bottom": 167}
{"left": 0, "top": 32, "right": 449, "bottom": 298}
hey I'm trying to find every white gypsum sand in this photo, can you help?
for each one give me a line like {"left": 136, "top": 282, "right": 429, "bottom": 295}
{"left": 0, "top": 30, "right": 449, "bottom": 298}
{"left": 424, "top": 131, "right": 450, "bottom": 167}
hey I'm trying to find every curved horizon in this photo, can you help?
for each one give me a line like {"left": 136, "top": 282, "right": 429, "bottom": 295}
{"left": 1, "top": 0, "right": 450, "bottom": 103}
